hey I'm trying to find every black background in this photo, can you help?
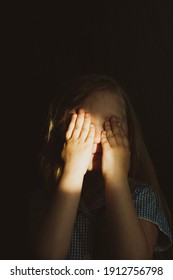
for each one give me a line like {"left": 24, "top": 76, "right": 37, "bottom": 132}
{"left": 3, "top": 0, "right": 173, "bottom": 259}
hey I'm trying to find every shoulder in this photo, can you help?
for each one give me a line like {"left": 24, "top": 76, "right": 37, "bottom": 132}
{"left": 129, "top": 178, "right": 162, "bottom": 208}
{"left": 129, "top": 178, "right": 172, "bottom": 253}
{"left": 129, "top": 179, "right": 160, "bottom": 211}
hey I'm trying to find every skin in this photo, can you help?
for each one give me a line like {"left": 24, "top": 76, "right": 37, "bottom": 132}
{"left": 33, "top": 90, "right": 158, "bottom": 259}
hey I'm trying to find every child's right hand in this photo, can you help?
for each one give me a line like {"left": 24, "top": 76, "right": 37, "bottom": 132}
{"left": 61, "top": 109, "right": 95, "bottom": 177}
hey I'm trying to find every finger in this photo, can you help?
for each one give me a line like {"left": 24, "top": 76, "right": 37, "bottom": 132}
{"left": 117, "top": 122, "right": 129, "bottom": 147}
{"left": 110, "top": 117, "right": 121, "bottom": 136}
{"left": 101, "top": 130, "right": 110, "bottom": 149}
{"left": 65, "top": 113, "right": 77, "bottom": 140}
{"left": 71, "top": 109, "right": 85, "bottom": 139}
{"left": 110, "top": 118, "right": 124, "bottom": 145}
{"left": 80, "top": 112, "right": 91, "bottom": 141}
{"left": 86, "top": 123, "right": 95, "bottom": 144}
{"left": 104, "top": 121, "right": 116, "bottom": 147}
{"left": 122, "top": 135, "right": 129, "bottom": 147}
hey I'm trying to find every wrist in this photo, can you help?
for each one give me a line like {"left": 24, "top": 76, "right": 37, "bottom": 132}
{"left": 63, "top": 163, "right": 85, "bottom": 178}
{"left": 59, "top": 164, "right": 84, "bottom": 192}
{"left": 104, "top": 173, "right": 129, "bottom": 189}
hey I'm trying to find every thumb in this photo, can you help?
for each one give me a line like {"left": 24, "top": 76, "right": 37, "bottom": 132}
{"left": 101, "top": 130, "right": 110, "bottom": 150}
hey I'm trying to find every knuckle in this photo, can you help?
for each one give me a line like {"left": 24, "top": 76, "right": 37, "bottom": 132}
{"left": 74, "top": 125, "right": 80, "bottom": 130}
{"left": 107, "top": 134, "right": 114, "bottom": 138}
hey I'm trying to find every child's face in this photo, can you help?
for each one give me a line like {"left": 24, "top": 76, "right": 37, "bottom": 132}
{"left": 82, "top": 90, "right": 128, "bottom": 172}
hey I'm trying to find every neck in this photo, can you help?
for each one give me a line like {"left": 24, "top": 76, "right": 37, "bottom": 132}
{"left": 83, "top": 171, "right": 104, "bottom": 192}
{"left": 82, "top": 171, "right": 104, "bottom": 205}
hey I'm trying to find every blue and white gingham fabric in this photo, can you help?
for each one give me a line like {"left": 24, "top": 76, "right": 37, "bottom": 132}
{"left": 29, "top": 179, "right": 172, "bottom": 259}
{"left": 131, "top": 184, "right": 172, "bottom": 252}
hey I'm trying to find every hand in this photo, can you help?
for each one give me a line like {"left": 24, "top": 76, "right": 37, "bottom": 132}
{"left": 61, "top": 109, "right": 95, "bottom": 177}
{"left": 101, "top": 116, "right": 130, "bottom": 184}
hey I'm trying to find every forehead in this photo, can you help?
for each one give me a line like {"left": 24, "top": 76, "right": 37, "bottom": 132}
{"left": 82, "top": 90, "right": 126, "bottom": 119}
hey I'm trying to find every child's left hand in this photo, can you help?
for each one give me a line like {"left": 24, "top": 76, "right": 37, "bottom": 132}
{"left": 101, "top": 116, "right": 130, "bottom": 184}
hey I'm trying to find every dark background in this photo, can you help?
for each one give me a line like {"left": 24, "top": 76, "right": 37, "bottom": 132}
{"left": 3, "top": 0, "right": 173, "bottom": 259}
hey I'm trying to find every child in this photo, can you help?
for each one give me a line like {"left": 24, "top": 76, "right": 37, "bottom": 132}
{"left": 30, "top": 74, "right": 172, "bottom": 259}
